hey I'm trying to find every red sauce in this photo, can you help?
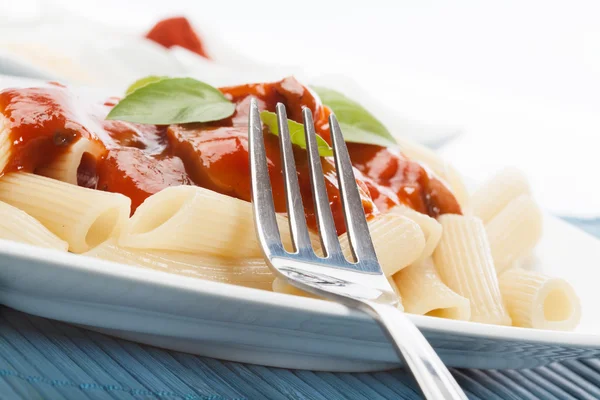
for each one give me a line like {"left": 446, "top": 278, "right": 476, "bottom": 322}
{"left": 0, "top": 77, "right": 460, "bottom": 234}
{"left": 347, "top": 143, "right": 461, "bottom": 216}
{"left": 146, "top": 17, "right": 210, "bottom": 59}
{"left": 0, "top": 85, "right": 191, "bottom": 211}
{"left": 167, "top": 78, "right": 368, "bottom": 233}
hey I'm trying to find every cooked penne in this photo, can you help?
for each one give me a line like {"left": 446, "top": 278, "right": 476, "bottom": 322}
{"left": 395, "top": 136, "right": 447, "bottom": 179}
{"left": 499, "top": 268, "right": 581, "bottom": 331}
{"left": 393, "top": 258, "right": 470, "bottom": 320}
{"left": 36, "top": 138, "right": 104, "bottom": 185}
{"left": 274, "top": 215, "right": 423, "bottom": 300}
{"left": 394, "top": 136, "right": 469, "bottom": 209}
{"left": 0, "top": 116, "right": 10, "bottom": 173}
{"left": 387, "top": 275, "right": 404, "bottom": 310}
{"left": 0, "top": 172, "right": 130, "bottom": 253}
{"left": 471, "top": 167, "right": 530, "bottom": 223}
{"left": 337, "top": 214, "right": 425, "bottom": 276}
{"left": 272, "top": 278, "right": 319, "bottom": 299}
{"left": 444, "top": 164, "right": 470, "bottom": 213}
{"left": 86, "top": 239, "right": 275, "bottom": 290}
{"left": 433, "top": 214, "right": 511, "bottom": 325}
{"left": 120, "top": 186, "right": 423, "bottom": 272}
{"left": 0, "top": 200, "right": 68, "bottom": 251}
{"left": 389, "top": 205, "right": 442, "bottom": 262}
{"left": 486, "top": 195, "right": 543, "bottom": 273}
{"left": 119, "top": 185, "right": 319, "bottom": 257}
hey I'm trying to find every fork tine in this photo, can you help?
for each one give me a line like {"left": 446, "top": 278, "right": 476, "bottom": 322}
{"left": 329, "top": 114, "right": 380, "bottom": 271}
{"left": 249, "top": 98, "right": 284, "bottom": 257}
{"left": 276, "top": 103, "right": 313, "bottom": 254}
{"left": 302, "top": 108, "right": 344, "bottom": 260}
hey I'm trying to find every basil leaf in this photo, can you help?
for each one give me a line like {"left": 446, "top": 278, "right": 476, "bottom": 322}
{"left": 312, "top": 86, "right": 397, "bottom": 147}
{"left": 260, "top": 111, "right": 333, "bottom": 157}
{"left": 125, "top": 75, "right": 167, "bottom": 95}
{"left": 107, "top": 77, "right": 236, "bottom": 124}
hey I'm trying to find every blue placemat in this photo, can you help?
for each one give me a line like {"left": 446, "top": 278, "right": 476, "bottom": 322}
{"left": 0, "top": 218, "right": 599, "bottom": 400}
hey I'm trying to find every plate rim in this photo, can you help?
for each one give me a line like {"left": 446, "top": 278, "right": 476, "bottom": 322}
{"left": 0, "top": 213, "right": 598, "bottom": 350}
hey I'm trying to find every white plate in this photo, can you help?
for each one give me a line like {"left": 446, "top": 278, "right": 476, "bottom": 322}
{"left": 0, "top": 214, "right": 598, "bottom": 372}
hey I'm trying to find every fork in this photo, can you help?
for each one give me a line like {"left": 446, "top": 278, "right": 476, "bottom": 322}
{"left": 248, "top": 99, "right": 467, "bottom": 400}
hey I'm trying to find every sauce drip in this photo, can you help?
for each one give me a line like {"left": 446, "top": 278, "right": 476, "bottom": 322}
{"left": 0, "top": 77, "right": 460, "bottom": 234}
{"left": 347, "top": 143, "right": 461, "bottom": 216}
{"left": 146, "top": 17, "right": 210, "bottom": 59}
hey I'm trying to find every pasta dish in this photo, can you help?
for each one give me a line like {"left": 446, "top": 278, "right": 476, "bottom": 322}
{"left": 0, "top": 74, "right": 580, "bottom": 332}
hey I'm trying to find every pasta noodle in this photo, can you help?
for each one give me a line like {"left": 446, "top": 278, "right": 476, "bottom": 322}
{"left": 433, "top": 214, "right": 511, "bottom": 325}
{"left": 387, "top": 275, "right": 404, "bottom": 310}
{"left": 86, "top": 239, "right": 275, "bottom": 290}
{"left": 499, "top": 268, "right": 580, "bottom": 330}
{"left": 279, "top": 216, "right": 321, "bottom": 254}
{"left": 119, "top": 185, "right": 318, "bottom": 257}
{"left": 388, "top": 205, "right": 442, "bottom": 262}
{"left": 272, "top": 277, "right": 319, "bottom": 299}
{"left": 395, "top": 136, "right": 469, "bottom": 209}
{"left": 36, "top": 138, "right": 104, "bottom": 185}
{"left": 471, "top": 167, "right": 530, "bottom": 223}
{"left": 486, "top": 195, "right": 543, "bottom": 273}
{"left": 0, "top": 172, "right": 130, "bottom": 253}
{"left": 444, "top": 164, "right": 470, "bottom": 214}
{"left": 393, "top": 258, "right": 470, "bottom": 320}
{"left": 120, "top": 186, "right": 423, "bottom": 275}
{"left": 0, "top": 117, "right": 10, "bottom": 174}
{"left": 0, "top": 200, "right": 68, "bottom": 251}
{"left": 395, "top": 136, "right": 447, "bottom": 179}
{"left": 273, "top": 215, "right": 419, "bottom": 304}
{"left": 337, "top": 214, "right": 425, "bottom": 276}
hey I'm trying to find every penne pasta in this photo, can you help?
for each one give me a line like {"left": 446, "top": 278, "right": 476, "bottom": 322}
{"left": 393, "top": 258, "right": 470, "bottom": 321}
{"left": 471, "top": 167, "right": 530, "bottom": 223}
{"left": 0, "top": 172, "right": 130, "bottom": 253}
{"left": 274, "top": 215, "right": 419, "bottom": 305}
{"left": 120, "top": 186, "right": 423, "bottom": 273}
{"left": 279, "top": 216, "right": 322, "bottom": 254}
{"left": 444, "top": 164, "right": 470, "bottom": 214}
{"left": 337, "top": 214, "right": 425, "bottom": 276}
{"left": 486, "top": 195, "right": 543, "bottom": 273}
{"left": 395, "top": 136, "right": 447, "bottom": 179}
{"left": 387, "top": 274, "right": 404, "bottom": 310}
{"left": 36, "top": 138, "right": 104, "bottom": 185}
{"left": 0, "top": 116, "right": 10, "bottom": 174}
{"left": 499, "top": 268, "right": 581, "bottom": 331}
{"left": 433, "top": 214, "right": 511, "bottom": 325}
{"left": 86, "top": 239, "right": 275, "bottom": 290}
{"left": 119, "top": 185, "right": 318, "bottom": 257}
{"left": 0, "top": 200, "right": 68, "bottom": 251}
{"left": 272, "top": 277, "right": 319, "bottom": 299}
{"left": 388, "top": 205, "right": 442, "bottom": 262}
{"left": 395, "top": 136, "right": 469, "bottom": 210}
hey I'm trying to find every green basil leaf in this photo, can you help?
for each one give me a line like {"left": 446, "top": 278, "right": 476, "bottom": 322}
{"left": 125, "top": 75, "right": 167, "bottom": 95}
{"left": 312, "top": 86, "right": 397, "bottom": 147}
{"left": 107, "top": 77, "right": 236, "bottom": 124}
{"left": 260, "top": 111, "right": 333, "bottom": 157}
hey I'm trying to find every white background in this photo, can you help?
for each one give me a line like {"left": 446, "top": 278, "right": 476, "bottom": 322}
{"left": 2, "top": 0, "right": 600, "bottom": 216}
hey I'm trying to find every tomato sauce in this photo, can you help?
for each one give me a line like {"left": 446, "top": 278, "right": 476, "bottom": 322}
{"left": 0, "top": 77, "right": 460, "bottom": 235}
{"left": 145, "top": 17, "right": 210, "bottom": 59}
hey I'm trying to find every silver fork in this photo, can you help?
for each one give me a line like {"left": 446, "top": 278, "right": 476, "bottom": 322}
{"left": 248, "top": 99, "right": 467, "bottom": 400}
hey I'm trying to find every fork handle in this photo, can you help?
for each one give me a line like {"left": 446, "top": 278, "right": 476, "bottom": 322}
{"left": 364, "top": 302, "right": 467, "bottom": 400}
